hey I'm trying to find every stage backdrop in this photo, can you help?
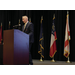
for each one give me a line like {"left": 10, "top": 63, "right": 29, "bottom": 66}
{"left": 0, "top": 10, "right": 75, "bottom": 62}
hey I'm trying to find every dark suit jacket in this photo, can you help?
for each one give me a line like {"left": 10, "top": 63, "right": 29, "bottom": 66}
{"left": 22, "top": 21, "right": 34, "bottom": 43}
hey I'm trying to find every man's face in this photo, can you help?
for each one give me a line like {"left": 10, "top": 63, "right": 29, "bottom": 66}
{"left": 22, "top": 17, "right": 27, "bottom": 23}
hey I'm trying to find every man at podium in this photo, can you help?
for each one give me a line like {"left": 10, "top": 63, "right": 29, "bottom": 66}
{"left": 22, "top": 16, "right": 34, "bottom": 65}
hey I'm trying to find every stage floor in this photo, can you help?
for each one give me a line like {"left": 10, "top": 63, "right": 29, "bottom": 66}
{"left": 1, "top": 60, "right": 75, "bottom": 65}
{"left": 33, "top": 60, "right": 75, "bottom": 65}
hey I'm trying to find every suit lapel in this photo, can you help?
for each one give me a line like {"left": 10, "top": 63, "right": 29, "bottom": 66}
{"left": 26, "top": 21, "right": 29, "bottom": 28}
{"left": 23, "top": 25, "right": 24, "bottom": 31}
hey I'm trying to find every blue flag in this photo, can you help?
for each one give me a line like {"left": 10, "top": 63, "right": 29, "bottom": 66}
{"left": 38, "top": 19, "right": 44, "bottom": 58}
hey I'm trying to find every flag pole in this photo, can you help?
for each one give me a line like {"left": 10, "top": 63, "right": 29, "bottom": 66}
{"left": 39, "top": 36, "right": 43, "bottom": 62}
{"left": 39, "top": 16, "right": 43, "bottom": 62}
{"left": 66, "top": 56, "right": 70, "bottom": 63}
{"left": 40, "top": 56, "right": 43, "bottom": 61}
{"left": 51, "top": 56, "right": 55, "bottom": 62}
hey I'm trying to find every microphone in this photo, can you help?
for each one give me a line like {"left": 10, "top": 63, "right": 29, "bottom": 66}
{"left": 13, "top": 24, "right": 21, "bottom": 27}
{"left": 13, "top": 25, "right": 18, "bottom": 27}
{"left": 13, "top": 19, "right": 21, "bottom": 28}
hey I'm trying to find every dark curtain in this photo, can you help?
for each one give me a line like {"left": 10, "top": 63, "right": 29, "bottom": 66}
{"left": 0, "top": 10, "right": 75, "bottom": 62}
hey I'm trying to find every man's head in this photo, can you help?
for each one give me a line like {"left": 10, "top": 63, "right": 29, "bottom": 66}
{"left": 22, "top": 16, "right": 28, "bottom": 23}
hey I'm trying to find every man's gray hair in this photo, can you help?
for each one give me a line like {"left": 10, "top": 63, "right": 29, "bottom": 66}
{"left": 22, "top": 16, "right": 28, "bottom": 20}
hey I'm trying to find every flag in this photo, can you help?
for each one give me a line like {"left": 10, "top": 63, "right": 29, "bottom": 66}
{"left": 38, "top": 17, "right": 44, "bottom": 58}
{"left": 49, "top": 15, "right": 57, "bottom": 58}
{"left": 64, "top": 12, "right": 70, "bottom": 58}
{"left": 0, "top": 23, "right": 2, "bottom": 44}
{"left": 9, "top": 21, "right": 11, "bottom": 29}
{"left": 29, "top": 18, "right": 31, "bottom": 22}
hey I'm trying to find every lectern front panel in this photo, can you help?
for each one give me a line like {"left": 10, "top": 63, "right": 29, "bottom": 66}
{"left": 14, "top": 29, "right": 29, "bottom": 65}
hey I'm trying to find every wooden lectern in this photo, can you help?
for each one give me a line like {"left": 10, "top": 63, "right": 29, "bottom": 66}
{"left": 3, "top": 29, "right": 29, "bottom": 65}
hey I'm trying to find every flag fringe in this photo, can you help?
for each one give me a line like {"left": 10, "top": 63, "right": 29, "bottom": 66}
{"left": 40, "top": 44, "right": 44, "bottom": 50}
{"left": 39, "top": 38, "right": 43, "bottom": 41}
{"left": 53, "top": 17, "right": 55, "bottom": 20}
{"left": 64, "top": 50, "right": 70, "bottom": 58}
{"left": 38, "top": 43, "right": 44, "bottom": 58}
{"left": 38, "top": 51, "right": 44, "bottom": 58}
{"left": 41, "top": 55, "right": 44, "bottom": 58}
{"left": 64, "top": 53, "right": 70, "bottom": 58}
{"left": 38, "top": 51, "right": 41, "bottom": 55}
{"left": 55, "top": 38, "right": 57, "bottom": 41}
{"left": 69, "top": 38, "right": 71, "bottom": 40}
{"left": 38, "top": 47, "right": 42, "bottom": 54}
{"left": 50, "top": 50, "right": 57, "bottom": 58}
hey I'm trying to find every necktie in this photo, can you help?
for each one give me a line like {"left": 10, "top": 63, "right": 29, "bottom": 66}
{"left": 23, "top": 23, "right": 26, "bottom": 32}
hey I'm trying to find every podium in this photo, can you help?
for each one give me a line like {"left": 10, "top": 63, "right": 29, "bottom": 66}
{"left": 3, "top": 29, "right": 29, "bottom": 65}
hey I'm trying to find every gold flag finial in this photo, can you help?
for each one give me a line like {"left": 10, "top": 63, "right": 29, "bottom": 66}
{"left": 29, "top": 18, "right": 31, "bottom": 22}
{"left": 41, "top": 16, "right": 43, "bottom": 20}
{"left": 67, "top": 11, "right": 69, "bottom": 18}
{"left": 9, "top": 21, "right": 10, "bottom": 25}
{"left": 1, "top": 23, "right": 2, "bottom": 26}
{"left": 67, "top": 11, "right": 69, "bottom": 15}
{"left": 19, "top": 19, "right": 20, "bottom": 24}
